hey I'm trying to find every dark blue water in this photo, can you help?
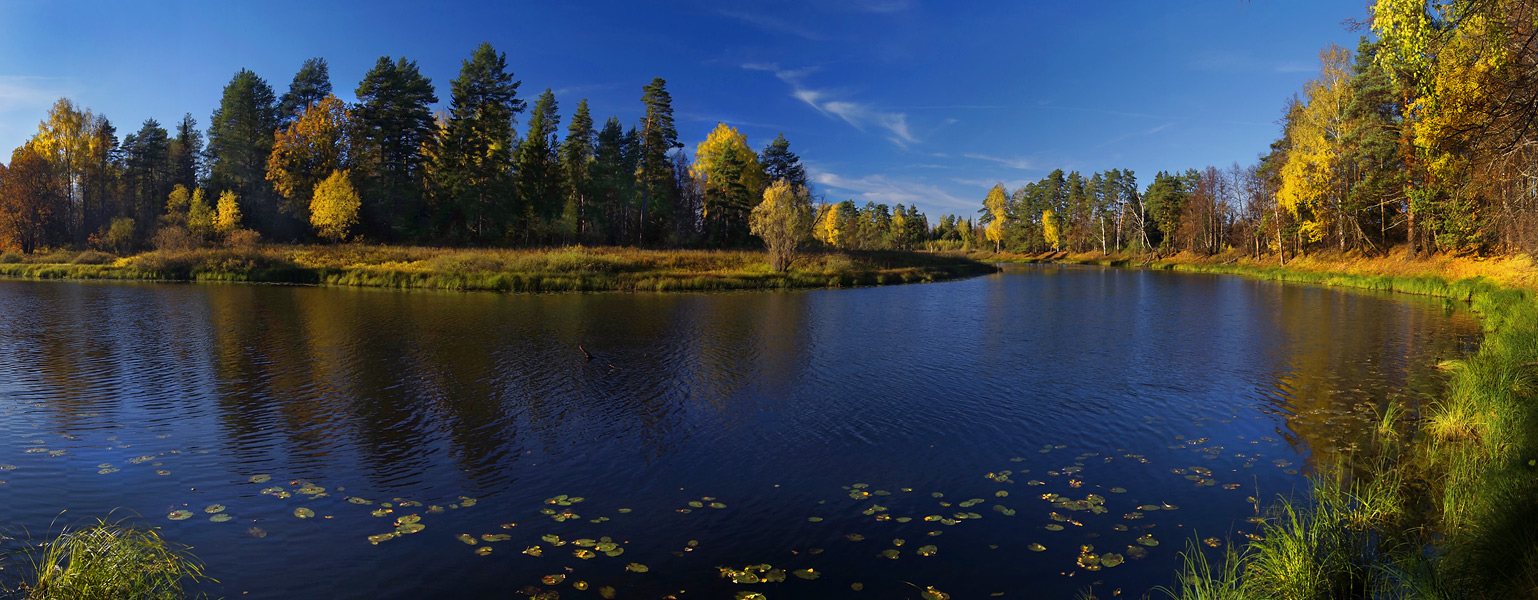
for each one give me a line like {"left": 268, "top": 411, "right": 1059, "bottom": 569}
{"left": 0, "top": 266, "right": 1477, "bottom": 599}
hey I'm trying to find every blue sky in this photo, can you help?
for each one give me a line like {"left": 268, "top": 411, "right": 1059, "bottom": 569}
{"left": 0, "top": 1, "right": 1367, "bottom": 219}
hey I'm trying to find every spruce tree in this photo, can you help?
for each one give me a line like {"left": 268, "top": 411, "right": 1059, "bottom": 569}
{"left": 760, "top": 133, "right": 807, "bottom": 191}
{"left": 434, "top": 42, "right": 524, "bottom": 242}
{"left": 207, "top": 69, "right": 280, "bottom": 236}
{"left": 279, "top": 58, "right": 333, "bottom": 125}
{"left": 559, "top": 99, "right": 596, "bottom": 242}
{"left": 515, "top": 88, "right": 562, "bottom": 241}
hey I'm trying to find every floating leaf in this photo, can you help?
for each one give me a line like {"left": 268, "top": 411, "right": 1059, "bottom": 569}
{"left": 474, "top": 546, "right": 492, "bottom": 556}
{"left": 209, "top": 513, "right": 233, "bottom": 523}
{"left": 249, "top": 474, "right": 271, "bottom": 484}
{"left": 917, "top": 545, "right": 937, "bottom": 557}
{"left": 346, "top": 496, "right": 372, "bottom": 505}
{"left": 482, "top": 534, "right": 511, "bottom": 542}
{"left": 293, "top": 507, "right": 315, "bottom": 519}
{"left": 793, "top": 568, "right": 820, "bottom": 580}
{"left": 542, "top": 574, "right": 566, "bottom": 585}
{"left": 371, "top": 508, "right": 391, "bottom": 518}
{"left": 1028, "top": 543, "right": 1046, "bottom": 552}
{"left": 203, "top": 504, "right": 226, "bottom": 514}
{"left": 709, "top": 502, "right": 727, "bottom": 509}
{"left": 1136, "top": 534, "right": 1159, "bottom": 547}
{"left": 1101, "top": 553, "right": 1124, "bottom": 567}
{"left": 808, "top": 517, "right": 823, "bottom": 522}
{"left": 880, "top": 549, "right": 899, "bottom": 559}
{"left": 626, "top": 563, "right": 649, "bottom": 573}
{"left": 1204, "top": 537, "right": 1222, "bottom": 548}
{"left": 167, "top": 510, "right": 193, "bottom": 521}
{"left": 460, "top": 497, "right": 477, "bottom": 507}
{"left": 573, "top": 581, "right": 588, "bottom": 591}
{"left": 852, "top": 582, "right": 864, "bottom": 591}
{"left": 1126, "top": 546, "right": 1148, "bottom": 559}
{"left": 735, "top": 593, "right": 767, "bottom": 600}
{"left": 1045, "top": 524, "right": 1064, "bottom": 531}
{"left": 598, "top": 587, "right": 616, "bottom": 599}
{"left": 688, "top": 501, "right": 703, "bottom": 508}
{"left": 845, "top": 533, "right": 865, "bottom": 542}
{"left": 522, "top": 546, "right": 543, "bottom": 557}
{"left": 456, "top": 533, "right": 478, "bottom": 545}
{"left": 574, "top": 549, "right": 596, "bottom": 560}
{"left": 1110, "top": 487, "right": 1127, "bottom": 493}
{"left": 921, "top": 586, "right": 951, "bottom": 600}
{"left": 367, "top": 533, "right": 396, "bottom": 545}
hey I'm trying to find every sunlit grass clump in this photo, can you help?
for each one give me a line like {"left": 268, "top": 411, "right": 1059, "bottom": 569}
{"left": 12, "top": 518, "right": 208, "bottom": 600}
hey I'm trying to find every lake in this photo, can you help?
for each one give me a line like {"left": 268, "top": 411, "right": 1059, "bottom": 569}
{"left": 0, "top": 265, "right": 1479, "bottom": 599}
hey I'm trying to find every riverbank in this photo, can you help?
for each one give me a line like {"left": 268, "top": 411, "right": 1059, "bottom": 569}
{"left": 987, "top": 248, "right": 1538, "bottom": 598}
{"left": 0, "top": 245, "right": 998, "bottom": 293}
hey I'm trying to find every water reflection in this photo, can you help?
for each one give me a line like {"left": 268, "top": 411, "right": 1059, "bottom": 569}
{"left": 0, "top": 268, "right": 1478, "bottom": 599}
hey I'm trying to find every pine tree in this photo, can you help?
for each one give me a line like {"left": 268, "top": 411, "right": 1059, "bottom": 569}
{"left": 559, "top": 99, "right": 596, "bottom": 242}
{"left": 121, "top": 119, "right": 173, "bottom": 233}
{"left": 279, "top": 58, "right": 333, "bottom": 125}
{"left": 207, "top": 69, "right": 280, "bottom": 236}
{"left": 760, "top": 133, "right": 808, "bottom": 191}
{"left": 355, "top": 56, "right": 438, "bottom": 240}
{"left": 637, "top": 78, "right": 680, "bottom": 245}
{"left": 591, "top": 117, "right": 631, "bottom": 244}
{"left": 433, "top": 42, "right": 524, "bottom": 242}
{"left": 515, "top": 88, "right": 562, "bottom": 241}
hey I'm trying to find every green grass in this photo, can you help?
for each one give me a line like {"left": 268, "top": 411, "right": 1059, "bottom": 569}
{"left": 0, "top": 245, "right": 998, "bottom": 293}
{"left": 4, "top": 517, "right": 209, "bottom": 600}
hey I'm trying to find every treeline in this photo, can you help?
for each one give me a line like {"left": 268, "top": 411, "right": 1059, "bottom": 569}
{"left": 0, "top": 43, "right": 855, "bottom": 254}
{"left": 969, "top": 1, "right": 1538, "bottom": 258}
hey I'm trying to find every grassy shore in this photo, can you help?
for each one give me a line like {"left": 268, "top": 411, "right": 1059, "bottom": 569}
{"left": 988, "top": 248, "right": 1538, "bottom": 599}
{"left": 0, "top": 245, "right": 997, "bottom": 293}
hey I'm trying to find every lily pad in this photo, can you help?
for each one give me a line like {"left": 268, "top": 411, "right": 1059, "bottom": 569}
{"left": 474, "top": 546, "right": 492, "bottom": 556}
{"left": 209, "top": 513, "right": 233, "bottom": 523}
{"left": 598, "top": 587, "right": 616, "bottom": 599}
{"left": 626, "top": 563, "right": 649, "bottom": 573}
{"left": 249, "top": 474, "right": 272, "bottom": 484}
{"left": 574, "top": 549, "right": 596, "bottom": 559}
{"left": 1136, "top": 534, "right": 1159, "bottom": 547}
{"left": 367, "top": 533, "right": 397, "bottom": 545}
{"left": 808, "top": 516, "right": 823, "bottom": 522}
{"left": 456, "top": 533, "right": 478, "bottom": 545}
{"left": 204, "top": 504, "right": 226, "bottom": 514}
{"left": 167, "top": 510, "right": 193, "bottom": 521}
{"left": 1101, "top": 553, "right": 1124, "bottom": 567}
{"left": 920, "top": 586, "right": 951, "bottom": 600}
{"left": 293, "top": 507, "right": 315, "bottom": 519}
{"left": 879, "top": 549, "right": 899, "bottom": 559}
{"left": 1045, "top": 524, "right": 1064, "bottom": 531}
{"left": 917, "top": 545, "right": 937, "bottom": 557}
{"left": 1028, "top": 543, "right": 1046, "bottom": 552}
{"left": 483, "top": 534, "right": 511, "bottom": 542}
{"left": 793, "top": 568, "right": 820, "bottom": 580}
{"left": 845, "top": 533, "right": 865, "bottom": 542}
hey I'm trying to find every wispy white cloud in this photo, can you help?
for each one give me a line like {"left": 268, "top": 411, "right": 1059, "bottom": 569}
{"left": 810, "top": 167, "right": 974, "bottom": 213}
{"left": 743, "top": 64, "right": 916, "bottom": 147}
{"left": 0, "top": 76, "right": 71, "bottom": 113}
{"left": 1096, "top": 122, "right": 1174, "bottom": 149}
{"left": 715, "top": 10, "right": 824, "bottom": 40}
{"left": 964, "top": 153, "right": 1036, "bottom": 170}
{"left": 952, "top": 177, "right": 1032, "bottom": 190}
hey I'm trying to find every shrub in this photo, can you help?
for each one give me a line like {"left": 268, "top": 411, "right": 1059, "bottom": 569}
{"left": 0, "top": 251, "right": 20, "bottom": 264}
{"left": 224, "top": 228, "right": 260, "bottom": 250}
{"left": 152, "top": 227, "right": 199, "bottom": 252}
{"left": 69, "top": 251, "right": 116, "bottom": 265}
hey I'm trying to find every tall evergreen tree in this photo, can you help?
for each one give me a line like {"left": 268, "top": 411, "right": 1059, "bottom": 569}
{"left": 760, "top": 133, "right": 808, "bottom": 191}
{"left": 637, "top": 78, "right": 680, "bottom": 244}
{"left": 515, "top": 88, "right": 562, "bottom": 241}
{"left": 433, "top": 42, "right": 524, "bottom": 242}
{"left": 559, "top": 99, "right": 596, "bottom": 242}
{"left": 207, "top": 69, "right": 280, "bottom": 236}
{"left": 169, "top": 113, "right": 202, "bottom": 191}
{"left": 279, "top": 58, "right": 333, "bottom": 125}
{"left": 591, "top": 117, "right": 632, "bottom": 244}
{"left": 354, "top": 56, "right": 438, "bottom": 240}
{"left": 121, "top": 119, "right": 173, "bottom": 233}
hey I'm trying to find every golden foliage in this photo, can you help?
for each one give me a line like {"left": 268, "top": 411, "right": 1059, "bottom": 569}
{"left": 267, "top": 95, "right": 355, "bottom": 218}
{"left": 310, "top": 170, "right": 360, "bottom": 243}
{"left": 983, "top": 184, "right": 1009, "bottom": 252}
{"left": 215, "top": 191, "right": 242, "bottom": 237}
{"left": 750, "top": 179, "right": 813, "bottom": 272}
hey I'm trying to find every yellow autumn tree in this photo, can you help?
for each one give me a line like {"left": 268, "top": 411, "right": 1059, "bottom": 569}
{"left": 310, "top": 170, "right": 360, "bottom": 243}
{"left": 983, "top": 183, "right": 1009, "bottom": 252}
{"left": 750, "top": 179, "right": 814, "bottom": 272}
{"left": 691, "top": 123, "right": 764, "bottom": 244}
{"left": 187, "top": 188, "right": 215, "bottom": 240}
{"left": 214, "top": 191, "right": 242, "bottom": 236}
{"left": 1277, "top": 45, "right": 1354, "bottom": 245}
{"left": 268, "top": 95, "right": 356, "bottom": 220}
{"left": 813, "top": 202, "right": 841, "bottom": 247}
{"left": 1042, "top": 208, "right": 1061, "bottom": 251}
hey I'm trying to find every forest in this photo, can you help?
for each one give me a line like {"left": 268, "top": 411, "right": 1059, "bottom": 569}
{"left": 0, "top": 42, "right": 946, "bottom": 258}
{"left": 950, "top": 0, "right": 1538, "bottom": 261}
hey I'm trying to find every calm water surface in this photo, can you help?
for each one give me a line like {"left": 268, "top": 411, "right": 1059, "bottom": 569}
{"left": 0, "top": 266, "right": 1479, "bottom": 599}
